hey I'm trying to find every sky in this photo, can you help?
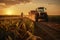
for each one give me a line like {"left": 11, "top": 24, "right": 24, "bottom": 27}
{"left": 0, "top": 0, "right": 60, "bottom": 15}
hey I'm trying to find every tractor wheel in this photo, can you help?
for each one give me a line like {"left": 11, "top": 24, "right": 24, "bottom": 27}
{"left": 35, "top": 18, "right": 38, "bottom": 22}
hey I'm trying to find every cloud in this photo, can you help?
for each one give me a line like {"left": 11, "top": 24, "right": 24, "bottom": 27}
{"left": 32, "top": 0, "right": 60, "bottom": 5}
{"left": 1, "top": 0, "right": 59, "bottom": 6}
{"left": 0, "top": 0, "right": 30, "bottom": 5}
{"left": 47, "top": 0, "right": 60, "bottom": 5}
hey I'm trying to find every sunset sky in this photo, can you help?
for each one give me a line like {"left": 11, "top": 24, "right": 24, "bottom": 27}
{"left": 0, "top": 0, "right": 60, "bottom": 15}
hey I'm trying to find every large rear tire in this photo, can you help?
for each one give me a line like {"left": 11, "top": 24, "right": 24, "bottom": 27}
{"left": 35, "top": 18, "right": 38, "bottom": 22}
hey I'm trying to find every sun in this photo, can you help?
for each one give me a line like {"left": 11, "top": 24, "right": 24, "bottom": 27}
{"left": 4, "top": 8, "right": 14, "bottom": 15}
{"left": 6, "top": 10, "right": 13, "bottom": 15}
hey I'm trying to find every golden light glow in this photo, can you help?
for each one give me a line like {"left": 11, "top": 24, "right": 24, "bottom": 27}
{"left": 6, "top": 10, "right": 12, "bottom": 15}
{"left": 4, "top": 8, "right": 14, "bottom": 15}
{"left": 2, "top": 3, "right": 60, "bottom": 15}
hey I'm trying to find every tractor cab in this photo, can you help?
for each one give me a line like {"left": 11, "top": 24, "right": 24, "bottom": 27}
{"left": 37, "top": 7, "right": 46, "bottom": 13}
{"left": 35, "top": 7, "right": 48, "bottom": 22}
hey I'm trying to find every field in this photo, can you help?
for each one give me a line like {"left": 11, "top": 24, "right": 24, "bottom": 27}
{"left": 43, "top": 15, "right": 60, "bottom": 30}
{"left": 0, "top": 15, "right": 60, "bottom": 40}
{"left": 0, "top": 15, "right": 35, "bottom": 40}
{"left": 48, "top": 15, "right": 60, "bottom": 23}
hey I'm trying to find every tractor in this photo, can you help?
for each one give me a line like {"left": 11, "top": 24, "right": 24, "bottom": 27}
{"left": 35, "top": 7, "right": 48, "bottom": 22}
